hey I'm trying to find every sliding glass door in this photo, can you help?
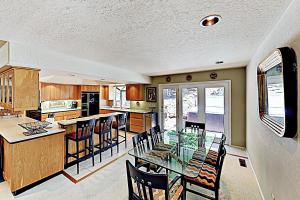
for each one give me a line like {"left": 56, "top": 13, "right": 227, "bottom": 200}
{"left": 160, "top": 81, "right": 231, "bottom": 144}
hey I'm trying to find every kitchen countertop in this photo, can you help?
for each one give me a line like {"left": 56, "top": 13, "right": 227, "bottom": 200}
{"left": 101, "top": 107, "right": 153, "bottom": 114}
{"left": 58, "top": 112, "right": 123, "bottom": 126}
{"left": 41, "top": 107, "right": 81, "bottom": 114}
{"left": 0, "top": 116, "right": 65, "bottom": 144}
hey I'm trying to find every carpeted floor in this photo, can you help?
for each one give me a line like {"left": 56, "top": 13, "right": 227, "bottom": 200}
{"left": 0, "top": 133, "right": 262, "bottom": 200}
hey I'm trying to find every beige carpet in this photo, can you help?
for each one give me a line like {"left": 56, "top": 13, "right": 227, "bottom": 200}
{"left": 0, "top": 136, "right": 262, "bottom": 200}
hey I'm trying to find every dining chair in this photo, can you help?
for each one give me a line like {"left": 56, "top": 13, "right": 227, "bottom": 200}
{"left": 183, "top": 146, "right": 226, "bottom": 200}
{"left": 185, "top": 121, "right": 205, "bottom": 129}
{"left": 149, "top": 125, "right": 163, "bottom": 146}
{"left": 149, "top": 126, "right": 174, "bottom": 152}
{"left": 132, "top": 131, "right": 160, "bottom": 172}
{"left": 126, "top": 160, "right": 184, "bottom": 200}
{"left": 204, "top": 135, "right": 226, "bottom": 167}
{"left": 65, "top": 119, "right": 96, "bottom": 174}
{"left": 94, "top": 116, "right": 113, "bottom": 162}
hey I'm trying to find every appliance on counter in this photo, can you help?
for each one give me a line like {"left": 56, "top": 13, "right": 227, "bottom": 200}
{"left": 81, "top": 92, "right": 100, "bottom": 117}
{"left": 71, "top": 101, "right": 78, "bottom": 109}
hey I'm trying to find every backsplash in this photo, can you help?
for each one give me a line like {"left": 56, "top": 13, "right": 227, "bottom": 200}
{"left": 130, "top": 101, "right": 157, "bottom": 111}
{"left": 41, "top": 100, "right": 81, "bottom": 110}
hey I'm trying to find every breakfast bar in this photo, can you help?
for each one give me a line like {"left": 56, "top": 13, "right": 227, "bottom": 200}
{"left": 58, "top": 112, "right": 122, "bottom": 166}
{"left": 0, "top": 116, "right": 65, "bottom": 194}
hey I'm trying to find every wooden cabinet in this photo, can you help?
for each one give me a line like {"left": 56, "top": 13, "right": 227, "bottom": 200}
{"left": 41, "top": 83, "right": 80, "bottom": 101}
{"left": 3, "top": 133, "right": 64, "bottom": 192}
{"left": 100, "top": 85, "right": 109, "bottom": 100}
{"left": 41, "top": 110, "right": 81, "bottom": 121}
{"left": 130, "top": 113, "right": 144, "bottom": 133}
{"left": 126, "top": 84, "right": 145, "bottom": 101}
{"left": 0, "top": 66, "right": 39, "bottom": 111}
{"left": 80, "top": 85, "right": 100, "bottom": 92}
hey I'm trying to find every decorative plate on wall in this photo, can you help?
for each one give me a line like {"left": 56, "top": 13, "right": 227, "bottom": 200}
{"left": 210, "top": 72, "right": 218, "bottom": 79}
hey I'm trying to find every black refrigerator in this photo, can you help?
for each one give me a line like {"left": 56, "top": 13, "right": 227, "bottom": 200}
{"left": 81, "top": 92, "right": 100, "bottom": 117}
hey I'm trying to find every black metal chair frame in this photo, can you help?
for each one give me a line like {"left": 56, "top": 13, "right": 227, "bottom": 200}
{"left": 94, "top": 116, "right": 114, "bottom": 162}
{"left": 183, "top": 146, "right": 227, "bottom": 200}
{"left": 65, "top": 119, "right": 96, "bottom": 174}
{"left": 185, "top": 121, "right": 205, "bottom": 130}
{"left": 126, "top": 160, "right": 183, "bottom": 200}
{"left": 149, "top": 125, "right": 163, "bottom": 147}
{"left": 113, "top": 113, "right": 127, "bottom": 152}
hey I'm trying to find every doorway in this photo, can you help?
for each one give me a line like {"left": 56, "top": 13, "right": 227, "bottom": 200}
{"left": 159, "top": 80, "right": 231, "bottom": 144}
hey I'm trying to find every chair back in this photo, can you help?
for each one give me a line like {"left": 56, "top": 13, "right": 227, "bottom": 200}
{"left": 126, "top": 160, "right": 169, "bottom": 200}
{"left": 76, "top": 119, "right": 96, "bottom": 140}
{"left": 132, "top": 131, "right": 150, "bottom": 151}
{"left": 185, "top": 121, "right": 205, "bottom": 129}
{"left": 98, "top": 116, "right": 113, "bottom": 134}
{"left": 116, "top": 113, "right": 127, "bottom": 128}
{"left": 149, "top": 125, "right": 163, "bottom": 146}
{"left": 215, "top": 146, "right": 226, "bottom": 189}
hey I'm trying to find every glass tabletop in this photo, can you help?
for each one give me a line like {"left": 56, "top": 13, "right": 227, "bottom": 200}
{"left": 128, "top": 128, "right": 216, "bottom": 178}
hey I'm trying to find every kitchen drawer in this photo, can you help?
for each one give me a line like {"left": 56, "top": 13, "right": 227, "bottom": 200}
{"left": 130, "top": 113, "right": 143, "bottom": 119}
{"left": 130, "top": 118, "right": 144, "bottom": 126}
{"left": 130, "top": 125, "right": 144, "bottom": 133}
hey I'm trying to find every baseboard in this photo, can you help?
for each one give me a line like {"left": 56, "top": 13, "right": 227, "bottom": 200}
{"left": 246, "top": 150, "right": 265, "bottom": 200}
{"left": 228, "top": 144, "right": 246, "bottom": 150}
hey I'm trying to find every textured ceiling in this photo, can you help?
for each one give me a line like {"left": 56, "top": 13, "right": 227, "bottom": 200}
{"left": 0, "top": 0, "right": 292, "bottom": 76}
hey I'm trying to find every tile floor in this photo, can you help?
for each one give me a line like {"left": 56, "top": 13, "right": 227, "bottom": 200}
{"left": 0, "top": 133, "right": 262, "bottom": 200}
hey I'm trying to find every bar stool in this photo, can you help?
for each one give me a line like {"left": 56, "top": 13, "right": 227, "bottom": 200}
{"left": 65, "top": 119, "right": 96, "bottom": 174}
{"left": 94, "top": 116, "right": 113, "bottom": 162}
{"left": 112, "top": 113, "right": 127, "bottom": 152}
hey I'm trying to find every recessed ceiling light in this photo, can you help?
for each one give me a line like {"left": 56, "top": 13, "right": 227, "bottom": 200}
{"left": 216, "top": 61, "right": 224, "bottom": 64}
{"left": 200, "top": 15, "right": 221, "bottom": 27}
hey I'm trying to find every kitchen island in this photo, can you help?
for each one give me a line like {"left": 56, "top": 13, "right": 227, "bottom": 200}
{"left": 100, "top": 108, "right": 158, "bottom": 133}
{"left": 0, "top": 116, "right": 65, "bottom": 194}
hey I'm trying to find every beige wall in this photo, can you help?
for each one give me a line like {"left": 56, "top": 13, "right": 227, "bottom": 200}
{"left": 246, "top": 1, "right": 300, "bottom": 199}
{"left": 145, "top": 67, "right": 246, "bottom": 147}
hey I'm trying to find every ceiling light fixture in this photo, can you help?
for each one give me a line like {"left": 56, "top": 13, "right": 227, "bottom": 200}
{"left": 216, "top": 61, "right": 224, "bottom": 64}
{"left": 200, "top": 15, "right": 221, "bottom": 27}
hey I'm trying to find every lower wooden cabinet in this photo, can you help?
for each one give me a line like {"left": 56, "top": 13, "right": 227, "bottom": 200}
{"left": 41, "top": 110, "right": 81, "bottom": 121}
{"left": 3, "top": 133, "right": 65, "bottom": 192}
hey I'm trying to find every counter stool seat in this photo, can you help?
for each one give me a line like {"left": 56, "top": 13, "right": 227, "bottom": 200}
{"left": 65, "top": 119, "right": 96, "bottom": 174}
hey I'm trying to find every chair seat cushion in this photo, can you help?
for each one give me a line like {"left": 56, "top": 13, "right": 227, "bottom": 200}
{"left": 205, "top": 150, "right": 218, "bottom": 166}
{"left": 184, "top": 163, "right": 217, "bottom": 189}
{"left": 136, "top": 159, "right": 159, "bottom": 171}
{"left": 192, "top": 148, "right": 207, "bottom": 161}
{"left": 133, "top": 177, "right": 183, "bottom": 200}
{"left": 153, "top": 142, "right": 174, "bottom": 151}
{"left": 66, "top": 130, "right": 86, "bottom": 140}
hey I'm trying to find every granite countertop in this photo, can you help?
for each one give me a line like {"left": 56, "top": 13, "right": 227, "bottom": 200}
{"left": 0, "top": 116, "right": 65, "bottom": 144}
{"left": 41, "top": 107, "right": 81, "bottom": 114}
{"left": 101, "top": 107, "right": 153, "bottom": 114}
{"left": 58, "top": 112, "right": 123, "bottom": 126}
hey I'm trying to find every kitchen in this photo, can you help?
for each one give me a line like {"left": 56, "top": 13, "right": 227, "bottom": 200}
{"left": 0, "top": 63, "right": 158, "bottom": 194}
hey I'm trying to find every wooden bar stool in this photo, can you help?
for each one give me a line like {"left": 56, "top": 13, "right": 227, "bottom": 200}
{"left": 65, "top": 119, "right": 96, "bottom": 174}
{"left": 94, "top": 116, "right": 113, "bottom": 162}
{"left": 112, "top": 113, "right": 127, "bottom": 152}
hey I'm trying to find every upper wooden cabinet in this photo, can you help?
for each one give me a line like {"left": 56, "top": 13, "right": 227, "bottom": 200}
{"left": 40, "top": 83, "right": 80, "bottom": 101}
{"left": 126, "top": 84, "right": 145, "bottom": 101}
{"left": 0, "top": 66, "right": 39, "bottom": 111}
{"left": 100, "top": 85, "right": 109, "bottom": 100}
{"left": 80, "top": 85, "right": 100, "bottom": 92}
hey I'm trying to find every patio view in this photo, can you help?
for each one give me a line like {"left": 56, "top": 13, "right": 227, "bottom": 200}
{"left": 163, "top": 87, "right": 225, "bottom": 133}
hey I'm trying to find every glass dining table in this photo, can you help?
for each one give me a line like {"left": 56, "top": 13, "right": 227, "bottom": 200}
{"left": 128, "top": 127, "right": 217, "bottom": 178}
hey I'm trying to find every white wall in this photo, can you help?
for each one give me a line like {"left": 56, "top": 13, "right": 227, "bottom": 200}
{"left": 8, "top": 42, "right": 151, "bottom": 84}
{"left": 246, "top": 0, "right": 300, "bottom": 199}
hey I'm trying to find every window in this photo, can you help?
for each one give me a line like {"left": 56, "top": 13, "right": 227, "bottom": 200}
{"left": 113, "top": 85, "right": 130, "bottom": 108}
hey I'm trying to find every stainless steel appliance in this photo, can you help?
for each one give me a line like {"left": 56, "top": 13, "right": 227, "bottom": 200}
{"left": 81, "top": 92, "right": 100, "bottom": 117}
